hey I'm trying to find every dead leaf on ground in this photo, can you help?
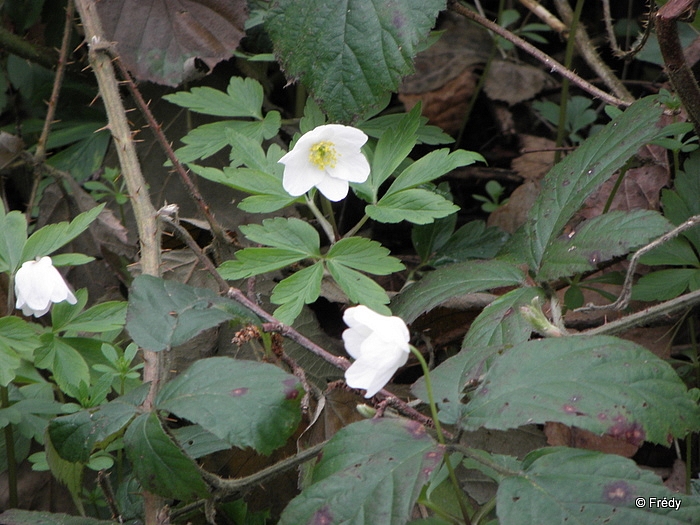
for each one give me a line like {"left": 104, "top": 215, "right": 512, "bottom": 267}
{"left": 511, "top": 134, "right": 557, "bottom": 181}
{"left": 484, "top": 61, "right": 557, "bottom": 105}
{"left": 0, "top": 132, "right": 23, "bottom": 169}
{"left": 487, "top": 179, "right": 540, "bottom": 234}
{"left": 544, "top": 422, "right": 640, "bottom": 458}
{"left": 96, "top": 0, "right": 248, "bottom": 86}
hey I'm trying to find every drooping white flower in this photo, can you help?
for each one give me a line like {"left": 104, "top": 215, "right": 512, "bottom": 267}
{"left": 342, "top": 305, "right": 410, "bottom": 398}
{"left": 15, "top": 256, "right": 77, "bottom": 317}
{"left": 279, "top": 124, "right": 370, "bottom": 201}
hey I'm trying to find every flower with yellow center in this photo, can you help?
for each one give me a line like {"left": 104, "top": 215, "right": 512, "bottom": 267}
{"left": 279, "top": 124, "right": 370, "bottom": 201}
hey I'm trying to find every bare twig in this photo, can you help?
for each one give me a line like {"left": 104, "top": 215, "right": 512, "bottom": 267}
{"left": 448, "top": 1, "right": 631, "bottom": 107}
{"left": 577, "top": 214, "right": 700, "bottom": 313}
{"left": 27, "top": 0, "right": 75, "bottom": 212}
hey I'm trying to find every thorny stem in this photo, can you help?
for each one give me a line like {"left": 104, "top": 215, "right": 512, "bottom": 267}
{"left": 28, "top": 0, "right": 75, "bottom": 213}
{"left": 111, "top": 57, "right": 233, "bottom": 255}
{"left": 410, "top": 346, "right": 472, "bottom": 525}
{"left": 447, "top": 1, "right": 630, "bottom": 108}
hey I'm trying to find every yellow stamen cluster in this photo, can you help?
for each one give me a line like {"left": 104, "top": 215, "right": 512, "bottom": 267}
{"left": 309, "top": 141, "right": 339, "bottom": 170}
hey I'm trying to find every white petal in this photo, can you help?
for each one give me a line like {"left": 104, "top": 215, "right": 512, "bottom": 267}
{"left": 324, "top": 124, "right": 368, "bottom": 149}
{"left": 341, "top": 327, "right": 367, "bottom": 360}
{"left": 328, "top": 151, "right": 370, "bottom": 184}
{"left": 14, "top": 256, "right": 76, "bottom": 317}
{"left": 314, "top": 175, "right": 349, "bottom": 201}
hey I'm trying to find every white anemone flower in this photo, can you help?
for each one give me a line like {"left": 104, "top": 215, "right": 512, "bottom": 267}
{"left": 279, "top": 124, "right": 370, "bottom": 201}
{"left": 15, "top": 256, "right": 77, "bottom": 317}
{"left": 342, "top": 305, "right": 410, "bottom": 398}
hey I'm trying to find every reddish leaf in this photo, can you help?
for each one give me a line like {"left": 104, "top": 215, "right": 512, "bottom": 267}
{"left": 96, "top": 0, "right": 247, "bottom": 86}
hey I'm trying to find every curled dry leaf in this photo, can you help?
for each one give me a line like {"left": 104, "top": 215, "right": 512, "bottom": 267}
{"left": 96, "top": 0, "right": 248, "bottom": 86}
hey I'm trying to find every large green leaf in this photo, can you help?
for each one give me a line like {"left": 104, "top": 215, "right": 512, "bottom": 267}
{"left": 218, "top": 248, "right": 311, "bottom": 280}
{"left": 495, "top": 448, "right": 700, "bottom": 524}
{"left": 392, "top": 260, "right": 525, "bottom": 323}
{"left": 279, "top": 418, "right": 444, "bottom": 525}
{"left": 536, "top": 210, "right": 672, "bottom": 281}
{"left": 326, "top": 237, "right": 405, "bottom": 275}
{"left": 126, "top": 275, "right": 257, "bottom": 352}
{"left": 512, "top": 96, "right": 667, "bottom": 272}
{"left": 156, "top": 357, "right": 302, "bottom": 455}
{"left": 124, "top": 412, "right": 209, "bottom": 501}
{"left": 240, "top": 217, "right": 321, "bottom": 256}
{"left": 266, "top": 0, "right": 445, "bottom": 122}
{"left": 463, "top": 336, "right": 700, "bottom": 444}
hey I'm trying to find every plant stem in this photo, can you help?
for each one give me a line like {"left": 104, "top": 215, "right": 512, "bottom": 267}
{"left": 1, "top": 385, "right": 17, "bottom": 508}
{"left": 410, "top": 346, "right": 472, "bottom": 525}
{"left": 320, "top": 195, "right": 339, "bottom": 239}
{"left": 305, "top": 193, "right": 337, "bottom": 243}
{"left": 343, "top": 213, "right": 370, "bottom": 238}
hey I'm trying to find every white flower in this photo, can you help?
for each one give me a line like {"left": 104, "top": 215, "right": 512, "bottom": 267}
{"left": 342, "top": 305, "right": 410, "bottom": 398}
{"left": 15, "top": 256, "right": 77, "bottom": 317}
{"left": 279, "top": 124, "right": 370, "bottom": 201}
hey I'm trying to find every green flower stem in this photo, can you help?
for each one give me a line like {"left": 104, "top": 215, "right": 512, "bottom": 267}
{"left": 343, "top": 213, "right": 370, "bottom": 238}
{"left": 305, "top": 194, "right": 336, "bottom": 244}
{"left": 410, "top": 346, "right": 472, "bottom": 525}
{"left": 320, "top": 195, "right": 339, "bottom": 239}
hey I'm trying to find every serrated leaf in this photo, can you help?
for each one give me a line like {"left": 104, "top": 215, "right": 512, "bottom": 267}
{"left": 126, "top": 275, "right": 256, "bottom": 352}
{"left": 326, "top": 237, "right": 405, "bottom": 275}
{"left": 21, "top": 204, "right": 105, "bottom": 263}
{"left": 48, "top": 397, "right": 141, "bottom": 463}
{"left": 359, "top": 114, "right": 453, "bottom": 145}
{"left": 367, "top": 189, "right": 459, "bottom": 224}
{"left": 171, "top": 424, "right": 231, "bottom": 459}
{"left": 271, "top": 263, "right": 324, "bottom": 324}
{"left": 55, "top": 301, "right": 126, "bottom": 333}
{"left": 45, "top": 438, "right": 84, "bottom": 515}
{"left": 392, "top": 260, "right": 525, "bottom": 323}
{"left": 537, "top": 210, "right": 673, "bottom": 281}
{"left": 326, "top": 260, "right": 392, "bottom": 314}
{"left": 639, "top": 236, "right": 700, "bottom": 266}
{"left": 300, "top": 98, "right": 326, "bottom": 134}
{"left": 267, "top": 1, "right": 445, "bottom": 122}
{"left": 279, "top": 418, "right": 443, "bottom": 525}
{"left": 463, "top": 287, "right": 544, "bottom": 348}
{"left": 240, "top": 217, "right": 321, "bottom": 255}
{"left": 35, "top": 336, "right": 90, "bottom": 399}
{"left": 463, "top": 335, "right": 700, "bottom": 444}
{"left": 497, "top": 447, "right": 700, "bottom": 524}
{"left": 432, "top": 220, "right": 510, "bottom": 265}
{"left": 156, "top": 357, "right": 302, "bottom": 455}
{"left": 515, "top": 96, "right": 667, "bottom": 272}
{"left": 124, "top": 412, "right": 209, "bottom": 501}
{"left": 632, "top": 268, "right": 700, "bottom": 301}
{"left": 164, "top": 77, "right": 264, "bottom": 118}
{"left": 412, "top": 213, "right": 457, "bottom": 263}
{"left": 218, "top": 248, "right": 310, "bottom": 279}
{"left": 385, "top": 149, "right": 484, "bottom": 197}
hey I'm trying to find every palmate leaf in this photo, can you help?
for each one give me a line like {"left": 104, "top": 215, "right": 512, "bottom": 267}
{"left": 536, "top": 210, "right": 672, "bottom": 281}
{"left": 366, "top": 189, "right": 459, "bottom": 225}
{"left": 164, "top": 77, "right": 264, "bottom": 118}
{"left": 493, "top": 448, "right": 700, "bottom": 524}
{"left": 509, "top": 96, "right": 669, "bottom": 273}
{"left": 279, "top": 418, "right": 444, "bottom": 525}
{"left": 326, "top": 236, "right": 405, "bottom": 275}
{"left": 392, "top": 259, "right": 525, "bottom": 323}
{"left": 156, "top": 357, "right": 303, "bottom": 455}
{"left": 271, "top": 262, "right": 324, "bottom": 325}
{"left": 267, "top": 0, "right": 445, "bottom": 123}
{"left": 463, "top": 335, "right": 700, "bottom": 444}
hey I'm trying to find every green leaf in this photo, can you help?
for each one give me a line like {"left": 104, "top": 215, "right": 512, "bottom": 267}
{"left": 326, "top": 237, "right": 405, "bottom": 275}
{"left": 279, "top": 418, "right": 443, "bottom": 525}
{"left": 462, "top": 287, "right": 544, "bottom": 348}
{"left": 326, "top": 260, "right": 392, "bottom": 314}
{"left": 536, "top": 210, "right": 673, "bottom": 281}
{"left": 240, "top": 217, "right": 321, "bottom": 255}
{"left": 21, "top": 204, "right": 105, "bottom": 263}
{"left": 0, "top": 317, "right": 40, "bottom": 386}
{"left": 299, "top": 97, "right": 326, "bottom": 134}
{"left": 359, "top": 114, "right": 453, "bottom": 145}
{"left": 164, "top": 77, "right": 264, "bottom": 118}
{"left": 367, "top": 189, "right": 459, "bottom": 224}
{"left": 0, "top": 209, "right": 27, "bottom": 272}
{"left": 35, "top": 335, "right": 90, "bottom": 399}
{"left": 50, "top": 253, "right": 95, "bottom": 267}
{"left": 218, "top": 248, "right": 310, "bottom": 280}
{"left": 0, "top": 510, "right": 120, "bottom": 525}
{"left": 432, "top": 221, "right": 510, "bottom": 265}
{"left": 463, "top": 335, "right": 700, "bottom": 444}
{"left": 48, "top": 396, "right": 142, "bottom": 463}
{"left": 225, "top": 128, "right": 270, "bottom": 171}
{"left": 124, "top": 412, "right": 209, "bottom": 501}
{"left": 171, "top": 425, "right": 231, "bottom": 459}
{"left": 267, "top": 1, "right": 445, "bottom": 122}
{"left": 392, "top": 260, "right": 525, "bottom": 323}
{"left": 45, "top": 438, "right": 85, "bottom": 515}
{"left": 156, "top": 357, "right": 302, "bottom": 455}
{"left": 385, "top": 149, "right": 484, "bottom": 197}
{"left": 271, "top": 262, "right": 324, "bottom": 325}
{"left": 55, "top": 301, "right": 126, "bottom": 333}
{"left": 126, "top": 275, "right": 257, "bottom": 352}
{"left": 639, "top": 237, "right": 700, "bottom": 267}
{"left": 497, "top": 447, "right": 700, "bottom": 524}
{"left": 512, "top": 96, "right": 667, "bottom": 271}
{"left": 632, "top": 269, "right": 700, "bottom": 301}
{"left": 412, "top": 212, "right": 457, "bottom": 263}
